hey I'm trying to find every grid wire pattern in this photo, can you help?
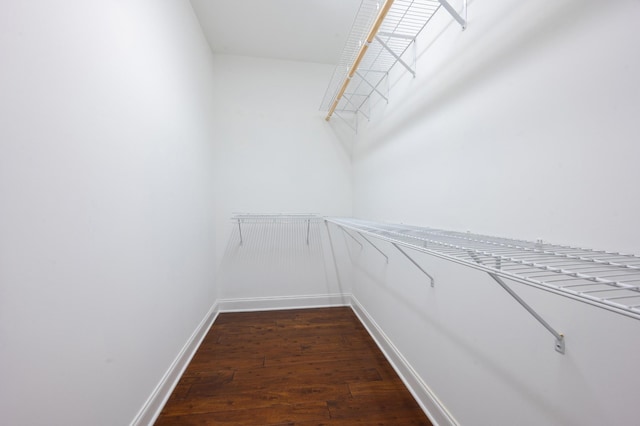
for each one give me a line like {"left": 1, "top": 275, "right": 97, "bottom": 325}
{"left": 320, "top": 0, "right": 443, "bottom": 114}
{"left": 328, "top": 217, "right": 640, "bottom": 320}
{"left": 319, "top": 0, "right": 380, "bottom": 111}
{"left": 233, "top": 214, "right": 322, "bottom": 223}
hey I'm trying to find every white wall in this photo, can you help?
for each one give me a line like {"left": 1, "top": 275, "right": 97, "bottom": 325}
{"left": 6, "top": 0, "right": 637, "bottom": 424}
{"left": 0, "top": 1, "right": 218, "bottom": 425}
{"left": 354, "top": 0, "right": 640, "bottom": 253}
{"left": 209, "top": 55, "right": 353, "bottom": 301}
{"left": 350, "top": 0, "right": 640, "bottom": 425}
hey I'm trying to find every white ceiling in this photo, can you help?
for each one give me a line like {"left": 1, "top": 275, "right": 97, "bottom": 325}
{"left": 190, "top": 0, "right": 362, "bottom": 64}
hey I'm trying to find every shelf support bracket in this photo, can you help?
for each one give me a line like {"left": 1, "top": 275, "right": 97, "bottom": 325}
{"left": 237, "top": 218, "right": 243, "bottom": 246}
{"left": 374, "top": 35, "right": 416, "bottom": 78}
{"left": 324, "top": 221, "right": 342, "bottom": 288}
{"left": 355, "top": 71, "right": 389, "bottom": 103}
{"left": 306, "top": 219, "right": 311, "bottom": 245}
{"left": 467, "top": 251, "right": 565, "bottom": 354}
{"left": 439, "top": 0, "right": 467, "bottom": 30}
{"left": 339, "top": 226, "right": 364, "bottom": 249}
{"left": 392, "top": 243, "right": 435, "bottom": 287}
{"left": 342, "top": 94, "right": 370, "bottom": 120}
{"left": 358, "top": 232, "right": 389, "bottom": 263}
{"left": 333, "top": 110, "right": 358, "bottom": 133}
{"left": 489, "top": 273, "right": 565, "bottom": 354}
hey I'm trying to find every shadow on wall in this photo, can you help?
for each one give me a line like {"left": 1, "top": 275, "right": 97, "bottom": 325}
{"left": 359, "top": 0, "right": 602, "bottom": 157}
{"left": 216, "top": 218, "right": 342, "bottom": 299}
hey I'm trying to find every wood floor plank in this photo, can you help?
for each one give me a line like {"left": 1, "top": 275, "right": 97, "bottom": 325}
{"left": 156, "top": 401, "right": 330, "bottom": 426}
{"left": 264, "top": 349, "right": 384, "bottom": 368}
{"left": 232, "top": 362, "right": 383, "bottom": 386}
{"left": 185, "top": 355, "right": 265, "bottom": 373}
{"left": 155, "top": 307, "right": 432, "bottom": 425}
{"left": 328, "top": 394, "right": 429, "bottom": 424}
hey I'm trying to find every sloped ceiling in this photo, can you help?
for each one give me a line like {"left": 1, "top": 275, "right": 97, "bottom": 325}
{"left": 190, "top": 0, "right": 362, "bottom": 64}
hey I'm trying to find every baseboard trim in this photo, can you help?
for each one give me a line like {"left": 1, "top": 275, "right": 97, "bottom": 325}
{"left": 217, "top": 293, "right": 351, "bottom": 312}
{"left": 130, "top": 302, "right": 220, "bottom": 426}
{"left": 350, "top": 296, "right": 458, "bottom": 426}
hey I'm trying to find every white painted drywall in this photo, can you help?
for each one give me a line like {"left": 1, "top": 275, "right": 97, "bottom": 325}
{"left": 0, "top": 1, "right": 218, "bottom": 424}
{"left": 354, "top": 0, "right": 640, "bottom": 253}
{"left": 209, "top": 55, "right": 353, "bottom": 300}
{"left": 350, "top": 1, "right": 640, "bottom": 425}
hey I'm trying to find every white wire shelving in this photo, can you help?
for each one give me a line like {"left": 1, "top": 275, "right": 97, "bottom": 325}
{"left": 320, "top": 0, "right": 467, "bottom": 130}
{"left": 232, "top": 214, "right": 323, "bottom": 246}
{"left": 327, "top": 217, "right": 640, "bottom": 354}
{"left": 327, "top": 217, "right": 640, "bottom": 319}
{"left": 230, "top": 215, "right": 640, "bottom": 354}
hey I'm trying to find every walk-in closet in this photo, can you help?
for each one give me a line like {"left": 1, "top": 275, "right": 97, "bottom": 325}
{"left": 2, "top": 1, "right": 639, "bottom": 425}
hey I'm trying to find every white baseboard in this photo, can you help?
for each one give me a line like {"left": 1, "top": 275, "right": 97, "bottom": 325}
{"left": 350, "top": 296, "right": 458, "bottom": 426}
{"left": 130, "top": 302, "right": 220, "bottom": 426}
{"left": 217, "top": 293, "right": 350, "bottom": 312}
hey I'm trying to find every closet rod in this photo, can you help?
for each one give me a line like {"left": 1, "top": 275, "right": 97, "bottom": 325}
{"left": 325, "top": 0, "right": 395, "bottom": 121}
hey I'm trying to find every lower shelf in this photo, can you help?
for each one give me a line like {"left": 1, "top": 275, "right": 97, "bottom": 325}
{"left": 327, "top": 217, "right": 640, "bottom": 321}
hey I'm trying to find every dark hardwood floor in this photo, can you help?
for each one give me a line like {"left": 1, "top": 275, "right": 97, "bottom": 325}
{"left": 155, "top": 307, "right": 432, "bottom": 425}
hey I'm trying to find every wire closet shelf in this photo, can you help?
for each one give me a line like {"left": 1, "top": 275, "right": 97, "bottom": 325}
{"left": 320, "top": 0, "right": 466, "bottom": 123}
{"left": 327, "top": 217, "right": 640, "bottom": 321}
{"left": 232, "top": 214, "right": 324, "bottom": 246}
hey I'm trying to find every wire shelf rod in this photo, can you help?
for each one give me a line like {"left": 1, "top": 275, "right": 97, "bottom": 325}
{"left": 557, "top": 280, "right": 626, "bottom": 287}
{"left": 523, "top": 266, "right": 638, "bottom": 278}
{"left": 582, "top": 287, "right": 640, "bottom": 294}
{"left": 594, "top": 272, "right": 640, "bottom": 280}
{"left": 600, "top": 294, "right": 640, "bottom": 301}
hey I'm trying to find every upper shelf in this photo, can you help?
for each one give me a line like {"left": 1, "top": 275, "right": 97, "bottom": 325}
{"left": 320, "top": 0, "right": 467, "bottom": 125}
{"left": 327, "top": 217, "right": 640, "bottom": 320}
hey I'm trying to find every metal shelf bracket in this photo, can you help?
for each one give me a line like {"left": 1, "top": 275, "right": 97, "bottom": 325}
{"left": 358, "top": 232, "right": 389, "bottom": 263}
{"left": 467, "top": 251, "right": 565, "bottom": 354}
{"left": 439, "top": 0, "right": 467, "bottom": 30}
{"left": 325, "top": 220, "right": 343, "bottom": 288}
{"left": 325, "top": 217, "right": 617, "bottom": 355}
{"left": 392, "top": 242, "right": 435, "bottom": 287}
{"left": 339, "top": 226, "right": 364, "bottom": 249}
{"left": 341, "top": 94, "right": 370, "bottom": 120}
{"left": 355, "top": 71, "right": 389, "bottom": 103}
{"left": 374, "top": 35, "right": 416, "bottom": 78}
{"left": 333, "top": 110, "right": 358, "bottom": 133}
{"left": 489, "top": 272, "right": 565, "bottom": 354}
